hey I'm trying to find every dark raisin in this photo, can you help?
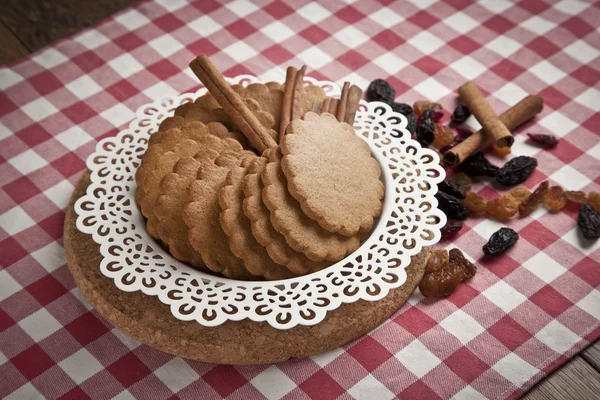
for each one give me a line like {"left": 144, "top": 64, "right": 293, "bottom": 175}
{"left": 440, "top": 220, "right": 463, "bottom": 240}
{"left": 448, "top": 248, "right": 476, "bottom": 279}
{"left": 390, "top": 102, "right": 413, "bottom": 117}
{"left": 438, "top": 180, "right": 466, "bottom": 199}
{"left": 416, "top": 109, "right": 435, "bottom": 147}
{"left": 483, "top": 227, "right": 519, "bottom": 256}
{"left": 366, "top": 79, "right": 395, "bottom": 103}
{"left": 406, "top": 113, "right": 417, "bottom": 134}
{"left": 578, "top": 205, "right": 600, "bottom": 240}
{"left": 450, "top": 105, "right": 471, "bottom": 124}
{"left": 527, "top": 133, "right": 559, "bottom": 147}
{"left": 459, "top": 152, "right": 499, "bottom": 177}
{"left": 435, "top": 191, "right": 469, "bottom": 220}
{"left": 496, "top": 156, "right": 538, "bottom": 186}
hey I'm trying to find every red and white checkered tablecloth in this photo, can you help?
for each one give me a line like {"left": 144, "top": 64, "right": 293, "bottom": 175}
{"left": 1, "top": 0, "right": 599, "bottom": 398}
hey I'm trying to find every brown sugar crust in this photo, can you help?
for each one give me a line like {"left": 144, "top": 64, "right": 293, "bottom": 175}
{"left": 282, "top": 112, "right": 384, "bottom": 236}
{"left": 261, "top": 147, "right": 361, "bottom": 262}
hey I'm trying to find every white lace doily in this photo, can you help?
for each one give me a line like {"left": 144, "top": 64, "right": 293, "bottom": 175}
{"left": 74, "top": 75, "right": 446, "bottom": 330}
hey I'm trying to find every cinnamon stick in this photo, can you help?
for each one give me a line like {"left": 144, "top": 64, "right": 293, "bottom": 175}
{"left": 443, "top": 95, "right": 544, "bottom": 167}
{"left": 344, "top": 85, "right": 363, "bottom": 125}
{"left": 459, "top": 81, "right": 514, "bottom": 148}
{"left": 279, "top": 65, "right": 306, "bottom": 142}
{"left": 189, "top": 55, "right": 277, "bottom": 153}
{"left": 319, "top": 98, "right": 331, "bottom": 114}
{"left": 336, "top": 82, "right": 351, "bottom": 122}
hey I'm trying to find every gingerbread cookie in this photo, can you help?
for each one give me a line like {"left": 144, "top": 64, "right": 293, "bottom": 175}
{"left": 243, "top": 157, "right": 327, "bottom": 274}
{"left": 184, "top": 161, "right": 253, "bottom": 279}
{"left": 281, "top": 112, "right": 383, "bottom": 236}
{"left": 220, "top": 166, "right": 295, "bottom": 280}
{"left": 261, "top": 147, "right": 361, "bottom": 262}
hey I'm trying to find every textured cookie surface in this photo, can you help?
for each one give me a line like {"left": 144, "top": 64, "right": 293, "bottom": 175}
{"left": 220, "top": 166, "right": 295, "bottom": 280}
{"left": 262, "top": 147, "right": 361, "bottom": 262}
{"left": 282, "top": 112, "right": 384, "bottom": 236}
{"left": 243, "top": 157, "right": 327, "bottom": 274}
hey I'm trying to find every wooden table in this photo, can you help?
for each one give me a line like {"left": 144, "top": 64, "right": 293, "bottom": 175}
{"left": 1, "top": 1, "right": 599, "bottom": 398}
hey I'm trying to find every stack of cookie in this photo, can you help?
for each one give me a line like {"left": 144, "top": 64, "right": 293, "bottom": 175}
{"left": 135, "top": 55, "right": 383, "bottom": 280}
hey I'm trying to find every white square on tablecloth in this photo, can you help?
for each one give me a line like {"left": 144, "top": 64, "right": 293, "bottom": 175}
{"left": 0, "top": 205, "right": 36, "bottom": 235}
{"left": 75, "top": 30, "right": 110, "bottom": 50}
{"left": 0, "top": 69, "right": 24, "bottom": 90}
{"left": 112, "top": 390, "right": 135, "bottom": 400}
{"left": 114, "top": 9, "right": 151, "bottom": 30}
{"left": 452, "top": 385, "right": 487, "bottom": 400}
{"left": 223, "top": 42, "right": 258, "bottom": 63}
{"left": 71, "top": 288, "right": 94, "bottom": 311}
{"left": 297, "top": 3, "right": 331, "bottom": 23}
{"left": 149, "top": 35, "right": 184, "bottom": 58}
{"left": 444, "top": 12, "right": 479, "bottom": 34}
{"left": 66, "top": 75, "right": 103, "bottom": 100}
{"left": 226, "top": 0, "right": 259, "bottom": 17}
{"left": 373, "top": 53, "right": 408, "bottom": 75}
{"left": 59, "top": 348, "right": 104, "bottom": 384}
{"left": 521, "top": 16, "right": 557, "bottom": 35}
{"left": 589, "top": 142, "right": 600, "bottom": 161}
{"left": 0, "top": 351, "right": 7, "bottom": 365}
{"left": 154, "top": 358, "right": 199, "bottom": 393}
{"left": 311, "top": 347, "right": 344, "bottom": 367}
{"left": 576, "top": 290, "right": 600, "bottom": 319}
{"left": 414, "top": 78, "right": 452, "bottom": 101}
{"left": 32, "top": 48, "right": 68, "bottom": 69}
{"left": 564, "top": 40, "right": 600, "bottom": 65}
{"left": 530, "top": 60, "right": 567, "bottom": 85}
{"left": 485, "top": 36, "right": 522, "bottom": 57}
{"left": 32, "top": 242, "right": 66, "bottom": 273}
{"left": 562, "top": 226, "right": 600, "bottom": 256}
{"left": 535, "top": 321, "right": 580, "bottom": 354}
{"left": 492, "top": 353, "right": 539, "bottom": 386}
{"left": 259, "top": 66, "right": 285, "bottom": 83}
{"left": 297, "top": 47, "right": 333, "bottom": 70}
{"left": 554, "top": 0, "right": 590, "bottom": 15}
{"left": 334, "top": 26, "right": 369, "bottom": 48}
{"left": 111, "top": 328, "right": 141, "bottom": 350}
{"left": 143, "top": 81, "right": 178, "bottom": 100}
{"left": 0, "top": 122, "right": 11, "bottom": 141}
{"left": 21, "top": 97, "right": 59, "bottom": 122}
{"left": 440, "top": 309, "right": 485, "bottom": 345}
{"left": 482, "top": 281, "right": 528, "bottom": 313}
{"left": 511, "top": 134, "right": 541, "bottom": 158}
{"left": 108, "top": 53, "right": 144, "bottom": 78}
{"left": 396, "top": 339, "right": 441, "bottom": 378}
{"left": 251, "top": 366, "right": 296, "bottom": 399}
{"left": 574, "top": 88, "right": 600, "bottom": 112}
{"left": 494, "top": 82, "right": 529, "bottom": 107}
{"left": 538, "top": 111, "right": 578, "bottom": 138}
{"left": 408, "top": 31, "right": 444, "bottom": 55}
{"left": 100, "top": 104, "right": 135, "bottom": 128}
{"left": 19, "top": 308, "right": 62, "bottom": 342}
{"left": 549, "top": 164, "right": 591, "bottom": 190}
{"left": 449, "top": 56, "right": 486, "bottom": 80}
{"left": 523, "top": 253, "right": 567, "bottom": 284}
{"left": 261, "top": 21, "right": 295, "bottom": 43}
{"left": 56, "top": 126, "right": 94, "bottom": 151}
{"left": 479, "top": 0, "right": 513, "bottom": 13}
{"left": 0, "top": 270, "right": 22, "bottom": 302}
{"left": 348, "top": 374, "right": 395, "bottom": 400}
{"left": 5, "top": 383, "right": 43, "bottom": 400}
{"left": 44, "top": 179, "right": 75, "bottom": 209}
{"left": 8, "top": 149, "right": 47, "bottom": 175}
{"left": 188, "top": 15, "right": 221, "bottom": 37}
{"left": 369, "top": 7, "right": 403, "bottom": 28}
{"left": 408, "top": 0, "right": 437, "bottom": 9}
{"left": 155, "top": 0, "right": 187, "bottom": 12}
{"left": 340, "top": 72, "right": 370, "bottom": 93}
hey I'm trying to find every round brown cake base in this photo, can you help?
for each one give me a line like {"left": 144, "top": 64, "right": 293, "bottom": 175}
{"left": 64, "top": 171, "right": 430, "bottom": 365}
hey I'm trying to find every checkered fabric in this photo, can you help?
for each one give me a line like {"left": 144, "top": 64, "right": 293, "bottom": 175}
{"left": 1, "top": 0, "right": 599, "bottom": 398}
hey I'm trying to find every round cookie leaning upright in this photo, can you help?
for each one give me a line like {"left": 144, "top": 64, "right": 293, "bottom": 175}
{"left": 281, "top": 112, "right": 384, "bottom": 237}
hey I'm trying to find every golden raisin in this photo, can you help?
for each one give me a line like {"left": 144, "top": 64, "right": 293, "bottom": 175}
{"left": 589, "top": 192, "right": 600, "bottom": 213}
{"left": 486, "top": 198, "right": 518, "bottom": 221}
{"left": 519, "top": 180, "right": 549, "bottom": 217}
{"left": 448, "top": 248, "right": 476, "bottom": 280}
{"left": 419, "top": 250, "right": 464, "bottom": 298}
{"left": 464, "top": 191, "right": 487, "bottom": 215}
{"left": 544, "top": 186, "right": 567, "bottom": 212}
{"left": 413, "top": 100, "right": 443, "bottom": 116}
{"left": 432, "top": 124, "right": 455, "bottom": 149}
{"left": 503, "top": 187, "right": 532, "bottom": 206}
{"left": 450, "top": 172, "right": 472, "bottom": 192}
{"left": 564, "top": 190, "right": 587, "bottom": 205}
{"left": 492, "top": 142, "right": 511, "bottom": 157}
